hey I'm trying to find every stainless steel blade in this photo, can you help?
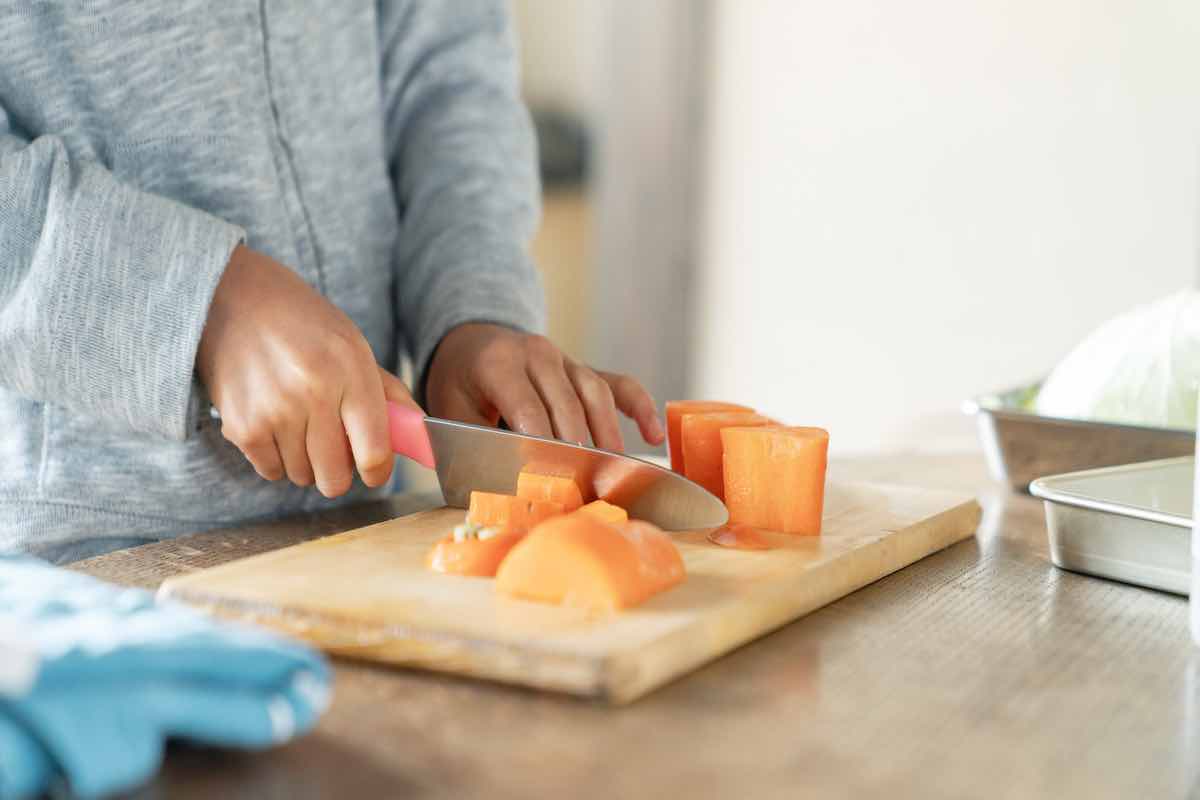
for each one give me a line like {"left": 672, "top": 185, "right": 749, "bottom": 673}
{"left": 424, "top": 417, "right": 728, "bottom": 531}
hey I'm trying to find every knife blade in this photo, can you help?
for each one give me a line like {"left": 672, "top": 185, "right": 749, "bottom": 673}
{"left": 388, "top": 402, "right": 727, "bottom": 531}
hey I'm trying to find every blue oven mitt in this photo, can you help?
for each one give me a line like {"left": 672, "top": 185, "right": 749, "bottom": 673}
{"left": 0, "top": 556, "right": 332, "bottom": 799}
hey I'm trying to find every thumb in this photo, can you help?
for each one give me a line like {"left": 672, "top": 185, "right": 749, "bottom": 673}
{"left": 378, "top": 367, "right": 422, "bottom": 412}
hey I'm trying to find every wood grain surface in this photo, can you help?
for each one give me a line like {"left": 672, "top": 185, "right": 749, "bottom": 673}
{"left": 71, "top": 452, "right": 1200, "bottom": 800}
{"left": 156, "top": 482, "right": 979, "bottom": 702}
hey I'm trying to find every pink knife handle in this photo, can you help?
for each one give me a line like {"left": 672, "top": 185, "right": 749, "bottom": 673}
{"left": 387, "top": 401, "right": 436, "bottom": 470}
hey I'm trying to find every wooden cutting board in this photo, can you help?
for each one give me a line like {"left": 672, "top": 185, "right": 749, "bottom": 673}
{"left": 159, "top": 481, "right": 980, "bottom": 703}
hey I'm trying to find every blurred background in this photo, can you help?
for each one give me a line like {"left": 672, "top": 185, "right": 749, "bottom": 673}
{"left": 513, "top": 0, "right": 1200, "bottom": 457}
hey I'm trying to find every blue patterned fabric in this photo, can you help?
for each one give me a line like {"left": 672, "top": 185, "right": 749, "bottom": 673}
{"left": 0, "top": 557, "right": 331, "bottom": 799}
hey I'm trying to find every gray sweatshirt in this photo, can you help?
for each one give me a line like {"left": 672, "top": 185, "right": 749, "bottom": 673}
{"left": 0, "top": 1, "right": 545, "bottom": 562}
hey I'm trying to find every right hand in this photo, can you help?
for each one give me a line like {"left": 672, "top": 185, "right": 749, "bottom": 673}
{"left": 196, "top": 245, "right": 416, "bottom": 497}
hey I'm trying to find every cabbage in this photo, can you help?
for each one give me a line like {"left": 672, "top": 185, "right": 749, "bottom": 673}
{"left": 1034, "top": 290, "right": 1200, "bottom": 430}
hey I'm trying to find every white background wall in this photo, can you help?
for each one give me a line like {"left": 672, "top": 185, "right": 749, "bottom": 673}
{"left": 694, "top": 0, "right": 1200, "bottom": 454}
{"left": 514, "top": 0, "right": 709, "bottom": 452}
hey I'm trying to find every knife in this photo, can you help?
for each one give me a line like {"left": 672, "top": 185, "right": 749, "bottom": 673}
{"left": 387, "top": 402, "right": 727, "bottom": 531}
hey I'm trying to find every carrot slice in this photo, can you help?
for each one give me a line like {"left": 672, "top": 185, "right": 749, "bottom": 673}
{"left": 575, "top": 499, "right": 628, "bottom": 524}
{"left": 467, "top": 492, "right": 564, "bottom": 535}
{"left": 495, "top": 515, "right": 685, "bottom": 611}
{"left": 720, "top": 426, "right": 829, "bottom": 535}
{"left": 664, "top": 401, "right": 753, "bottom": 473}
{"left": 680, "top": 411, "right": 772, "bottom": 499}
{"left": 426, "top": 531, "right": 524, "bottom": 577}
{"left": 516, "top": 471, "right": 584, "bottom": 512}
{"left": 520, "top": 461, "right": 593, "bottom": 501}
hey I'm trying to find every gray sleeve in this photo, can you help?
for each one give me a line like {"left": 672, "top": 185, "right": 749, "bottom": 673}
{"left": 0, "top": 115, "right": 245, "bottom": 441}
{"left": 377, "top": 0, "right": 546, "bottom": 394}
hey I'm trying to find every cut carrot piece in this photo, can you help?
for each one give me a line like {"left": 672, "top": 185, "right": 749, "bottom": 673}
{"left": 576, "top": 499, "right": 628, "bottom": 524}
{"left": 495, "top": 515, "right": 685, "bottom": 612}
{"left": 593, "top": 458, "right": 657, "bottom": 510}
{"left": 665, "top": 401, "right": 753, "bottom": 473}
{"left": 620, "top": 521, "right": 686, "bottom": 591}
{"left": 426, "top": 531, "right": 524, "bottom": 577}
{"left": 720, "top": 426, "right": 829, "bottom": 535}
{"left": 467, "top": 492, "right": 564, "bottom": 535}
{"left": 519, "top": 461, "right": 593, "bottom": 501}
{"left": 680, "top": 411, "right": 772, "bottom": 500}
{"left": 516, "top": 471, "right": 584, "bottom": 512}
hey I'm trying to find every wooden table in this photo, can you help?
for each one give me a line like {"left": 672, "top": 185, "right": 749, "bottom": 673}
{"left": 73, "top": 451, "right": 1200, "bottom": 800}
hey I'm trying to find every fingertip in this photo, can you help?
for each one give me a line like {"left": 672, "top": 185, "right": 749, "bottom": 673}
{"left": 602, "top": 371, "right": 662, "bottom": 445}
{"left": 595, "top": 430, "right": 626, "bottom": 453}
{"left": 359, "top": 455, "right": 395, "bottom": 488}
{"left": 501, "top": 398, "right": 554, "bottom": 440}
{"left": 317, "top": 476, "right": 351, "bottom": 499}
{"left": 292, "top": 474, "right": 316, "bottom": 488}
{"left": 589, "top": 411, "right": 625, "bottom": 453}
{"left": 641, "top": 412, "right": 666, "bottom": 446}
{"left": 256, "top": 465, "right": 284, "bottom": 481}
{"left": 509, "top": 413, "right": 551, "bottom": 439}
{"left": 629, "top": 397, "right": 665, "bottom": 446}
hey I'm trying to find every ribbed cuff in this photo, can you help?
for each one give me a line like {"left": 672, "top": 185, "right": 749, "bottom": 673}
{"left": 38, "top": 156, "right": 247, "bottom": 440}
{"left": 165, "top": 217, "right": 245, "bottom": 440}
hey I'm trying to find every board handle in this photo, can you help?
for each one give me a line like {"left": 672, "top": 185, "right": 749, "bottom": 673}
{"left": 387, "top": 401, "right": 436, "bottom": 470}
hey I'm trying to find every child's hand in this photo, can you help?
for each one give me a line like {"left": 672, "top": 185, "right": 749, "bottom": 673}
{"left": 424, "top": 323, "right": 665, "bottom": 452}
{"left": 197, "top": 246, "right": 416, "bottom": 496}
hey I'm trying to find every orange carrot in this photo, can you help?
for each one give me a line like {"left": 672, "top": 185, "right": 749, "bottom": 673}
{"left": 467, "top": 492, "right": 564, "bottom": 535}
{"left": 516, "top": 471, "right": 584, "bottom": 512}
{"left": 619, "top": 521, "right": 686, "bottom": 592}
{"left": 495, "top": 514, "right": 685, "bottom": 611}
{"left": 664, "top": 401, "right": 753, "bottom": 473}
{"left": 720, "top": 426, "right": 829, "bottom": 535}
{"left": 593, "top": 458, "right": 657, "bottom": 509}
{"left": 680, "top": 411, "right": 772, "bottom": 499}
{"left": 575, "top": 499, "right": 628, "bottom": 524}
{"left": 426, "top": 531, "right": 524, "bottom": 577}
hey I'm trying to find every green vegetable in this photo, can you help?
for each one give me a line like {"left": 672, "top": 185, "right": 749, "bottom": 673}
{"left": 1035, "top": 290, "right": 1200, "bottom": 430}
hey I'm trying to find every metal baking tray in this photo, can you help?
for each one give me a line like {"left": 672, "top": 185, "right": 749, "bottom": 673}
{"left": 963, "top": 381, "right": 1195, "bottom": 491}
{"left": 1030, "top": 457, "right": 1192, "bottom": 595}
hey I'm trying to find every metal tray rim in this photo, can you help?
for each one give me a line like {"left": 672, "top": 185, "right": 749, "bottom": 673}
{"left": 962, "top": 383, "right": 1195, "bottom": 437}
{"left": 1029, "top": 457, "right": 1193, "bottom": 529}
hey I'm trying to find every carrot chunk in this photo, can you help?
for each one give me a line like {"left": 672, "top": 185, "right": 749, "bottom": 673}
{"left": 495, "top": 515, "right": 685, "bottom": 611}
{"left": 680, "top": 411, "right": 772, "bottom": 499}
{"left": 664, "top": 401, "right": 753, "bottom": 473}
{"left": 467, "top": 492, "right": 564, "bottom": 535}
{"left": 516, "top": 471, "right": 584, "bottom": 512}
{"left": 720, "top": 426, "right": 829, "bottom": 535}
{"left": 575, "top": 499, "right": 628, "bottom": 524}
{"left": 593, "top": 458, "right": 657, "bottom": 510}
{"left": 426, "top": 531, "right": 525, "bottom": 577}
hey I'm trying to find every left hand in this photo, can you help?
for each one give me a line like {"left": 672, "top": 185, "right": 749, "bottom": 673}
{"left": 425, "top": 323, "right": 665, "bottom": 452}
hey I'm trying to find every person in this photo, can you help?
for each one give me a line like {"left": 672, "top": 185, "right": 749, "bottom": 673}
{"left": 0, "top": 1, "right": 664, "bottom": 564}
